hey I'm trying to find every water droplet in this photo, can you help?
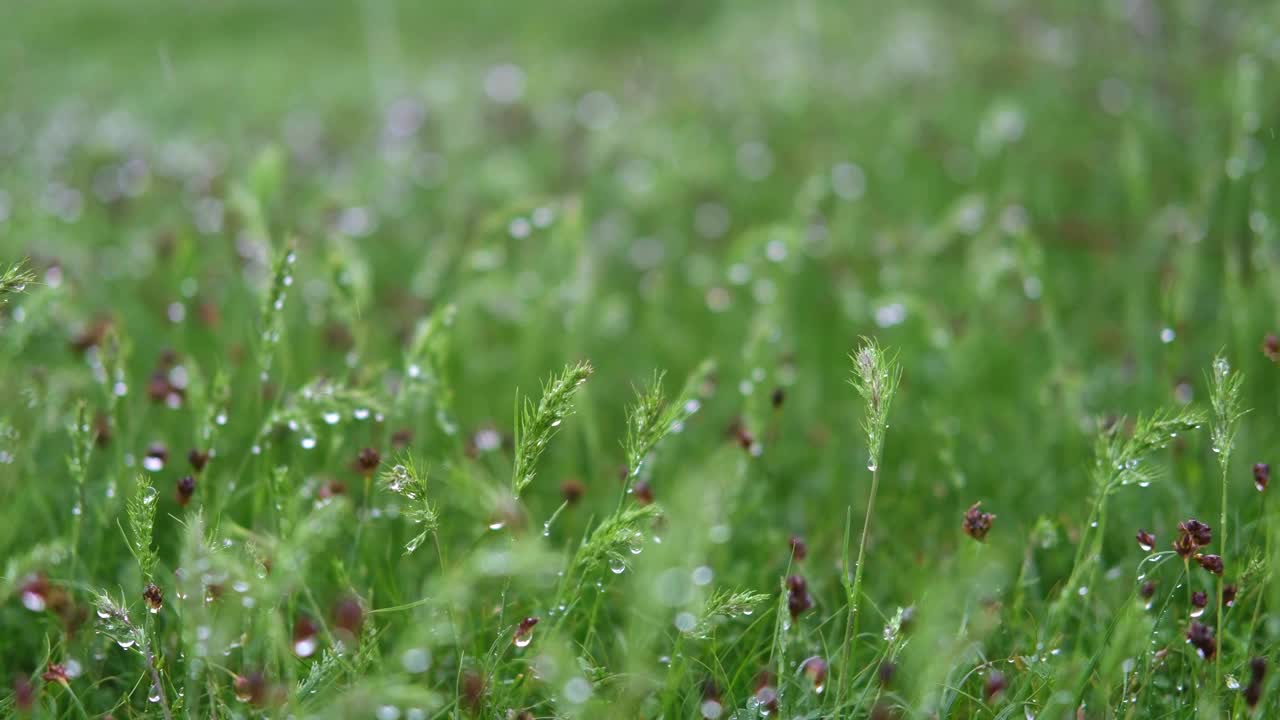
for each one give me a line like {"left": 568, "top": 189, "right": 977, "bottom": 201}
{"left": 1160, "top": 327, "right": 1175, "bottom": 343}
{"left": 609, "top": 559, "right": 627, "bottom": 574}
{"left": 300, "top": 436, "right": 317, "bottom": 450}
{"left": 353, "top": 408, "right": 370, "bottom": 420}
{"left": 550, "top": 419, "right": 562, "bottom": 428}
{"left": 400, "top": 647, "right": 431, "bottom": 673}
{"left": 322, "top": 411, "right": 340, "bottom": 425}
{"left": 143, "top": 456, "right": 165, "bottom": 472}
{"left": 488, "top": 520, "right": 506, "bottom": 531}
{"left": 116, "top": 639, "right": 135, "bottom": 650}
{"left": 148, "top": 684, "right": 161, "bottom": 703}
{"left": 293, "top": 636, "right": 317, "bottom": 657}
{"left": 406, "top": 364, "right": 421, "bottom": 379}
{"left": 142, "top": 486, "right": 158, "bottom": 505}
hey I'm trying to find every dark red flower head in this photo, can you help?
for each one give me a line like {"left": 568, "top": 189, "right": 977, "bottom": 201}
{"left": 800, "top": 655, "right": 828, "bottom": 692}
{"left": 1179, "top": 519, "right": 1212, "bottom": 547}
{"left": 632, "top": 480, "right": 654, "bottom": 506}
{"left": 143, "top": 583, "right": 164, "bottom": 613}
{"left": 41, "top": 663, "right": 69, "bottom": 686}
{"left": 1254, "top": 463, "right": 1270, "bottom": 492}
{"left": 963, "top": 503, "right": 996, "bottom": 542}
{"left": 1223, "top": 583, "right": 1238, "bottom": 608}
{"left": 789, "top": 535, "right": 808, "bottom": 562}
{"left": 188, "top": 449, "right": 210, "bottom": 473}
{"left": 1245, "top": 657, "right": 1267, "bottom": 708}
{"left": 560, "top": 478, "right": 585, "bottom": 505}
{"left": 984, "top": 671, "right": 1007, "bottom": 701}
{"left": 176, "top": 475, "right": 196, "bottom": 507}
{"left": 355, "top": 448, "right": 381, "bottom": 476}
{"left": 1263, "top": 333, "right": 1280, "bottom": 362}
{"left": 786, "top": 575, "right": 814, "bottom": 621}
{"left": 1186, "top": 621, "right": 1216, "bottom": 660}
{"left": 1196, "top": 554, "right": 1224, "bottom": 576}
{"left": 1135, "top": 529, "right": 1155, "bottom": 552}
{"left": 331, "top": 594, "right": 364, "bottom": 640}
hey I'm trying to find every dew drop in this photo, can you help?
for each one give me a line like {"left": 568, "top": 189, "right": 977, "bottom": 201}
{"left": 609, "top": 559, "right": 627, "bottom": 575}
{"left": 322, "top": 411, "right": 341, "bottom": 425}
{"left": 300, "top": 436, "right": 317, "bottom": 450}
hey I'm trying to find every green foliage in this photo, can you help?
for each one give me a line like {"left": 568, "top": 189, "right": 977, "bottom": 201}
{"left": 3, "top": 2, "right": 1280, "bottom": 717}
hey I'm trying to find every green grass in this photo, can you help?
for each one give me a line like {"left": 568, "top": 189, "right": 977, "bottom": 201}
{"left": 2, "top": 0, "right": 1280, "bottom": 717}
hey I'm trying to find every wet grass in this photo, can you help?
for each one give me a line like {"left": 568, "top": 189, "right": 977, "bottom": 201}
{"left": 2, "top": 0, "right": 1280, "bottom": 717}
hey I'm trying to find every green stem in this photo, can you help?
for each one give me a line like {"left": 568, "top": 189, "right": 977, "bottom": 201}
{"left": 840, "top": 465, "right": 880, "bottom": 706}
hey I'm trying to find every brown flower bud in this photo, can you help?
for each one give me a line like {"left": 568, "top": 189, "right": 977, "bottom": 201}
{"left": 1253, "top": 463, "right": 1270, "bottom": 492}
{"left": 176, "top": 475, "right": 196, "bottom": 507}
{"left": 1186, "top": 621, "right": 1216, "bottom": 660}
{"left": 963, "top": 502, "right": 996, "bottom": 542}
{"left": 1196, "top": 554, "right": 1224, "bottom": 576}
{"left": 143, "top": 583, "right": 164, "bottom": 613}
{"left": 1135, "top": 529, "right": 1155, "bottom": 552}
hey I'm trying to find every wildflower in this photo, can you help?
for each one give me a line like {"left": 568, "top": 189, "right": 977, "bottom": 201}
{"left": 20, "top": 574, "right": 50, "bottom": 612}
{"left": 391, "top": 428, "right": 413, "bottom": 450}
{"left": 355, "top": 447, "right": 381, "bottom": 476}
{"left": 175, "top": 475, "right": 196, "bottom": 507}
{"left": 93, "top": 410, "right": 113, "bottom": 447}
{"left": 560, "top": 478, "right": 585, "bottom": 505}
{"left": 1179, "top": 519, "right": 1212, "bottom": 547}
{"left": 1196, "top": 554, "right": 1224, "bottom": 575}
{"left": 1263, "top": 333, "right": 1280, "bottom": 362}
{"left": 513, "top": 616, "right": 539, "bottom": 648}
{"left": 878, "top": 660, "right": 897, "bottom": 686}
{"left": 789, "top": 535, "right": 808, "bottom": 562}
{"left": 292, "top": 616, "right": 319, "bottom": 658}
{"left": 1223, "top": 583, "right": 1238, "bottom": 608}
{"left": 143, "top": 583, "right": 164, "bottom": 613}
{"left": 1186, "top": 621, "right": 1216, "bottom": 660}
{"left": 962, "top": 502, "right": 996, "bottom": 542}
{"left": 984, "top": 670, "right": 1007, "bottom": 701}
{"left": 753, "top": 671, "right": 779, "bottom": 715}
{"left": 1191, "top": 591, "right": 1207, "bottom": 615}
{"left": 12, "top": 674, "right": 33, "bottom": 711}
{"left": 187, "top": 449, "right": 209, "bottom": 473}
{"left": 144, "top": 442, "right": 168, "bottom": 469}
{"left": 632, "top": 479, "right": 654, "bottom": 505}
{"left": 41, "top": 664, "right": 68, "bottom": 686}
{"left": 317, "top": 480, "right": 346, "bottom": 500}
{"left": 1253, "top": 463, "right": 1270, "bottom": 492}
{"left": 461, "top": 670, "right": 487, "bottom": 713}
{"left": 800, "top": 656, "right": 828, "bottom": 693}
{"left": 1139, "top": 580, "right": 1157, "bottom": 600}
{"left": 786, "top": 575, "right": 813, "bottom": 621}
{"left": 1135, "top": 529, "right": 1155, "bottom": 552}
{"left": 233, "top": 671, "right": 269, "bottom": 706}
{"left": 1245, "top": 657, "right": 1266, "bottom": 709}
{"left": 331, "top": 595, "right": 364, "bottom": 641}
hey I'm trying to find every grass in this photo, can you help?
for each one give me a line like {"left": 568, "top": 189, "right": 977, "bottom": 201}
{"left": 2, "top": 0, "right": 1280, "bottom": 717}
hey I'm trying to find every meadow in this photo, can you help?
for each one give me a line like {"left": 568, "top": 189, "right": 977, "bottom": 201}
{"left": 2, "top": 0, "right": 1279, "bottom": 717}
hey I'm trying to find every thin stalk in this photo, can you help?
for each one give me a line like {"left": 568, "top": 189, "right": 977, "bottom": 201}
{"left": 841, "top": 466, "right": 880, "bottom": 704}
{"left": 145, "top": 638, "right": 174, "bottom": 720}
